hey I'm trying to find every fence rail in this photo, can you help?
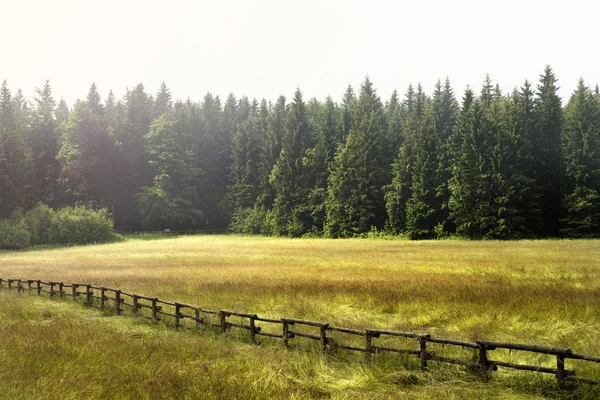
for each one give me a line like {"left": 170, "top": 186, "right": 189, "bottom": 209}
{"left": 1, "top": 277, "right": 599, "bottom": 390}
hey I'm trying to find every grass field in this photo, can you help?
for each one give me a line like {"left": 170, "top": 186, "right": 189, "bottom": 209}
{"left": 0, "top": 235, "right": 599, "bottom": 399}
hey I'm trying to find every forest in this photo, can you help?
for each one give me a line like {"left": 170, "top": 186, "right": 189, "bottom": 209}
{"left": 0, "top": 65, "right": 598, "bottom": 239}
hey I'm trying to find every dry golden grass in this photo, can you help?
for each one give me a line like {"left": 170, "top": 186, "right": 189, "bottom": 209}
{"left": 0, "top": 235, "right": 599, "bottom": 398}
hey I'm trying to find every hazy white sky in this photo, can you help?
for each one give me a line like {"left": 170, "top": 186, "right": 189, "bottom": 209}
{"left": 2, "top": 0, "right": 599, "bottom": 106}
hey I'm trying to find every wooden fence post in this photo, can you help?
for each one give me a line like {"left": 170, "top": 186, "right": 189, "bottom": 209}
{"left": 17, "top": 280, "right": 23, "bottom": 294}
{"left": 132, "top": 295, "right": 139, "bottom": 314}
{"left": 557, "top": 353, "right": 566, "bottom": 389}
{"left": 420, "top": 335, "right": 429, "bottom": 370}
{"left": 7, "top": 279, "right": 12, "bottom": 291}
{"left": 282, "top": 320, "right": 290, "bottom": 347}
{"left": 151, "top": 298, "right": 159, "bottom": 321}
{"left": 478, "top": 343, "right": 491, "bottom": 379}
{"left": 49, "top": 282, "right": 55, "bottom": 298}
{"left": 100, "top": 288, "right": 106, "bottom": 309}
{"left": 72, "top": 284, "right": 78, "bottom": 300}
{"left": 249, "top": 316, "right": 257, "bottom": 344}
{"left": 27, "top": 280, "right": 33, "bottom": 293}
{"left": 115, "top": 290, "right": 122, "bottom": 315}
{"left": 36, "top": 280, "right": 41, "bottom": 296}
{"left": 320, "top": 324, "right": 329, "bottom": 354}
{"left": 0, "top": 278, "right": 3, "bottom": 289}
{"left": 219, "top": 311, "right": 227, "bottom": 334}
{"left": 58, "top": 282, "right": 64, "bottom": 298}
{"left": 85, "top": 284, "right": 92, "bottom": 306}
{"left": 195, "top": 309, "right": 201, "bottom": 329}
{"left": 365, "top": 330, "right": 374, "bottom": 362}
{"left": 175, "top": 303, "right": 181, "bottom": 329}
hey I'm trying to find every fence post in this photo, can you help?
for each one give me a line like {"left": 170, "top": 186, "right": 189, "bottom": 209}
{"left": 0, "top": 278, "right": 3, "bottom": 289}
{"left": 115, "top": 290, "right": 122, "bottom": 315}
{"left": 36, "top": 280, "right": 41, "bottom": 296}
{"left": 132, "top": 295, "right": 139, "bottom": 314}
{"left": 195, "top": 309, "right": 201, "bottom": 329}
{"left": 219, "top": 311, "right": 227, "bottom": 334}
{"left": 27, "top": 280, "right": 33, "bottom": 293}
{"left": 7, "top": 279, "right": 12, "bottom": 291}
{"left": 557, "top": 353, "right": 566, "bottom": 389}
{"left": 72, "top": 284, "right": 78, "bottom": 300}
{"left": 49, "top": 282, "right": 55, "bottom": 298}
{"left": 478, "top": 343, "right": 491, "bottom": 379}
{"left": 151, "top": 298, "right": 159, "bottom": 321}
{"left": 17, "top": 280, "right": 23, "bottom": 294}
{"left": 249, "top": 316, "right": 257, "bottom": 344}
{"left": 365, "top": 330, "right": 374, "bottom": 362}
{"left": 175, "top": 303, "right": 181, "bottom": 329}
{"left": 420, "top": 335, "right": 430, "bottom": 370}
{"left": 100, "top": 288, "right": 106, "bottom": 309}
{"left": 282, "top": 320, "right": 290, "bottom": 347}
{"left": 320, "top": 324, "right": 329, "bottom": 354}
{"left": 85, "top": 284, "right": 92, "bottom": 306}
{"left": 58, "top": 282, "right": 64, "bottom": 298}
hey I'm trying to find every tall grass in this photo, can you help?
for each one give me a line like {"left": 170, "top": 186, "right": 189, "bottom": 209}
{"left": 0, "top": 236, "right": 599, "bottom": 398}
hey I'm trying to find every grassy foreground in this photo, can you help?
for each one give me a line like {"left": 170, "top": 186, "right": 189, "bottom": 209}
{"left": 0, "top": 235, "right": 599, "bottom": 398}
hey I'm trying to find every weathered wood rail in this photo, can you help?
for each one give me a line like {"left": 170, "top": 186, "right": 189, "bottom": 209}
{"left": 1, "top": 277, "right": 599, "bottom": 390}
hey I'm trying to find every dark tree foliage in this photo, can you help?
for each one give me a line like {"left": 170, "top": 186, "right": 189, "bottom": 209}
{"left": 325, "top": 78, "right": 387, "bottom": 237}
{"left": 1, "top": 67, "right": 598, "bottom": 239}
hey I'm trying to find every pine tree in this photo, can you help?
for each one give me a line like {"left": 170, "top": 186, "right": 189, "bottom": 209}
{"left": 448, "top": 89, "right": 489, "bottom": 239}
{"left": 57, "top": 101, "right": 115, "bottom": 207}
{"left": 136, "top": 102, "right": 204, "bottom": 230}
{"left": 153, "top": 81, "right": 173, "bottom": 118}
{"left": 405, "top": 102, "right": 443, "bottom": 239}
{"left": 560, "top": 79, "right": 600, "bottom": 237}
{"left": 433, "top": 78, "right": 458, "bottom": 234}
{"left": 340, "top": 85, "right": 355, "bottom": 143}
{"left": 533, "top": 65, "right": 565, "bottom": 236}
{"left": 325, "top": 78, "right": 387, "bottom": 237}
{"left": 385, "top": 84, "right": 427, "bottom": 234}
{"left": 500, "top": 82, "right": 542, "bottom": 237}
{"left": 270, "top": 88, "right": 311, "bottom": 236}
{"left": 304, "top": 96, "right": 340, "bottom": 233}
{"left": 255, "top": 95, "right": 285, "bottom": 210}
{"left": 86, "top": 83, "right": 103, "bottom": 116}
{"left": 30, "top": 80, "right": 59, "bottom": 205}
{"left": 0, "top": 81, "right": 31, "bottom": 217}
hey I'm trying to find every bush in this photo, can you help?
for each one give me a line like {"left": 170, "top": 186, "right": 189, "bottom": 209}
{"left": 1, "top": 203, "right": 122, "bottom": 250}
{"left": 54, "top": 205, "right": 118, "bottom": 245}
{"left": 0, "top": 219, "right": 31, "bottom": 250}
{"left": 24, "top": 203, "right": 56, "bottom": 245}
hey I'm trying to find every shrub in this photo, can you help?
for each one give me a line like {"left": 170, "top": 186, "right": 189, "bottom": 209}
{"left": 0, "top": 219, "right": 31, "bottom": 250}
{"left": 54, "top": 205, "right": 118, "bottom": 245}
{"left": 24, "top": 203, "right": 56, "bottom": 245}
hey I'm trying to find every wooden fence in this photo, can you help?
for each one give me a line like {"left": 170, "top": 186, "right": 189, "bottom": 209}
{"left": 1, "top": 277, "right": 599, "bottom": 390}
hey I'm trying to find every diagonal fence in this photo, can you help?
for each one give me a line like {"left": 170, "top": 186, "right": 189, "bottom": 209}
{"left": 1, "top": 277, "right": 599, "bottom": 390}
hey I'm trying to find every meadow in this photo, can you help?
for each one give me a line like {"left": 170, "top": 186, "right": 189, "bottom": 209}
{"left": 0, "top": 235, "right": 599, "bottom": 399}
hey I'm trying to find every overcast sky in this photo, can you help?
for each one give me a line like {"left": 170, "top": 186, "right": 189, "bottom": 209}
{"left": 2, "top": 0, "right": 599, "bottom": 106}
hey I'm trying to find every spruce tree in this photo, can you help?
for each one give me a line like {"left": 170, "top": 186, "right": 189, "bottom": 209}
{"left": 560, "top": 79, "right": 600, "bottom": 237}
{"left": 270, "top": 88, "right": 311, "bottom": 236}
{"left": 136, "top": 102, "right": 204, "bottom": 230}
{"left": 0, "top": 81, "right": 31, "bottom": 218}
{"left": 255, "top": 95, "right": 285, "bottom": 210}
{"left": 31, "top": 80, "right": 58, "bottom": 205}
{"left": 325, "top": 78, "right": 387, "bottom": 237}
{"left": 153, "top": 81, "right": 173, "bottom": 118}
{"left": 533, "top": 65, "right": 565, "bottom": 235}
{"left": 433, "top": 78, "right": 458, "bottom": 234}
{"left": 385, "top": 84, "right": 427, "bottom": 234}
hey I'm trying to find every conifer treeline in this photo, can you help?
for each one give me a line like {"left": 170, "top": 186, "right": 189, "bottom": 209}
{"left": 0, "top": 66, "right": 598, "bottom": 238}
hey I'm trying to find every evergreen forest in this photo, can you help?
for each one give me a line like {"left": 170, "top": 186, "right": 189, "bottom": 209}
{"left": 1, "top": 66, "right": 599, "bottom": 239}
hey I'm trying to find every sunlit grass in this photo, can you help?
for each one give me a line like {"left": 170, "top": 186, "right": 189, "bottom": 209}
{"left": 0, "top": 235, "right": 599, "bottom": 398}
